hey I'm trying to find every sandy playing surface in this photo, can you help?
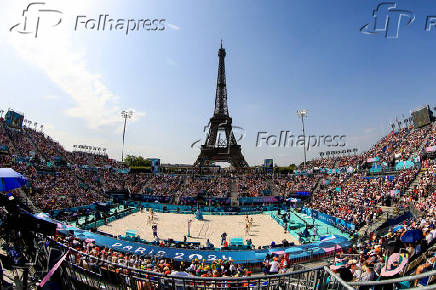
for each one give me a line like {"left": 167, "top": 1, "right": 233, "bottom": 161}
{"left": 98, "top": 211, "right": 299, "bottom": 248}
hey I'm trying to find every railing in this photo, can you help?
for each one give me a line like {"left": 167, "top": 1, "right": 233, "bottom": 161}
{"left": 45, "top": 240, "right": 324, "bottom": 289}
{"left": 59, "top": 262, "right": 324, "bottom": 290}
{"left": 23, "top": 237, "right": 436, "bottom": 289}
{"left": 324, "top": 266, "right": 436, "bottom": 289}
{"left": 409, "top": 201, "right": 423, "bottom": 218}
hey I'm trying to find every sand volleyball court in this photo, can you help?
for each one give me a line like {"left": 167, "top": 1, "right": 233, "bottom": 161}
{"left": 98, "top": 211, "right": 299, "bottom": 248}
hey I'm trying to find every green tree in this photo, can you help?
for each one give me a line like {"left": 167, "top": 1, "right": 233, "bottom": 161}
{"left": 124, "top": 155, "right": 152, "bottom": 167}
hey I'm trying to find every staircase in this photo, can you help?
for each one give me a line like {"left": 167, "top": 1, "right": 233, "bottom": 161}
{"left": 139, "top": 175, "right": 155, "bottom": 194}
{"left": 23, "top": 129, "right": 43, "bottom": 160}
{"left": 16, "top": 188, "right": 40, "bottom": 213}
{"left": 312, "top": 177, "right": 323, "bottom": 194}
{"left": 230, "top": 179, "right": 239, "bottom": 207}
{"left": 357, "top": 207, "right": 395, "bottom": 238}
{"left": 267, "top": 178, "right": 278, "bottom": 195}
{"left": 405, "top": 168, "right": 427, "bottom": 197}
{"left": 358, "top": 168, "right": 428, "bottom": 237}
{"left": 173, "top": 175, "right": 190, "bottom": 204}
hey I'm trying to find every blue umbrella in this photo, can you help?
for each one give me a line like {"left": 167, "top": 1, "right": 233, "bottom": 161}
{"left": 0, "top": 168, "right": 27, "bottom": 192}
{"left": 400, "top": 229, "right": 423, "bottom": 243}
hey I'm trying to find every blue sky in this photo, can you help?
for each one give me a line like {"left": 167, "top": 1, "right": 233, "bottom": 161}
{"left": 1, "top": 0, "right": 436, "bottom": 166}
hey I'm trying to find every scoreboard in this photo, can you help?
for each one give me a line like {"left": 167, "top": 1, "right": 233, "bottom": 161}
{"left": 411, "top": 105, "right": 433, "bottom": 128}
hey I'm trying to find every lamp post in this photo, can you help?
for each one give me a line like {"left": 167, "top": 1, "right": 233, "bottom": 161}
{"left": 121, "top": 110, "right": 133, "bottom": 162}
{"left": 296, "top": 109, "right": 308, "bottom": 169}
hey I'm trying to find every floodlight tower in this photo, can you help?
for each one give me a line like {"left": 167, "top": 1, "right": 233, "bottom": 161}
{"left": 121, "top": 110, "right": 133, "bottom": 162}
{"left": 296, "top": 109, "right": 308, "bottom": 169}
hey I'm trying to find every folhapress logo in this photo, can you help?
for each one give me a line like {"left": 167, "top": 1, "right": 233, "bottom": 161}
{"left": 361, "top": 2, "right": 415, "bottom": 38}
{"left": 10, "top": 2, "right": 167, "bottom": 38}
{"left": 10, "top": 2, "right": 63, "bottom": 38}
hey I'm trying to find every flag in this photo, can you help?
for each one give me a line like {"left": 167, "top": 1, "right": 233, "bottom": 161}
{"left": 39, "top": 250, "right": 69, "bottom": 287}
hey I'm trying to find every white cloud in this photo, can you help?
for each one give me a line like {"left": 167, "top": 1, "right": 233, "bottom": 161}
{"left": 5, "top": 1, "right": 144, "bottom": 130}
{"left": 166, "top": 23, "right": 181, "bottom": 31}
{"left": 41, "top": 95, "right": 58, "bottom": 100}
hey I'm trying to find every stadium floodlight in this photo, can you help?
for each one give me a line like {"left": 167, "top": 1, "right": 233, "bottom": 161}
{"left": 296, "top": 109, "right": 308, "bottom": 169}
{"left": 121, "top": 110, "right": 133, "bottom": 162}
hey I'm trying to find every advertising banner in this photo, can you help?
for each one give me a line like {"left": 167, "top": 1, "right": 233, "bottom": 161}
{"left": 302, "top": 208, "right": 355, "bottom": 230}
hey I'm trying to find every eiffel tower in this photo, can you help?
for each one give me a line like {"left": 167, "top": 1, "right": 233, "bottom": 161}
{"left": 194, "top": 42, "right": 249, "bottom": 168}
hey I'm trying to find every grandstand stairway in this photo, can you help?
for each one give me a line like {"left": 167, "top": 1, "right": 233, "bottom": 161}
{"left": 139, "top": 176, "right": 155, "bottom": 194}
{"left": 23, "top": 129, "right": 46, "bottom": 162}
{"left": 409, "top": 122, "right": 435, "bottom": 161}
{"left": 17, "top": 188, "right": 39, "bottom": 213}
{"left": 333, "top": 158, "right": 340, "bottom": 169}
{"left": 174, "top": 175, "right": 188, "bottom": 204}
{"left": 312, "top": 177, "right": 323, "bottom": 194}
{"left": 358, "top": 166, "right": 428, "bottom": 238}
{"left": 405, "top": 168, "right": 427, "bottom": 198}
{"left": 357, "top": 208, "right": 393, "bottom": 238}
{"left": 230, "top": 179, "right": 239, "bottom": 207}
{"left": 267, "top": 178, "right": 278, "bottom": 195}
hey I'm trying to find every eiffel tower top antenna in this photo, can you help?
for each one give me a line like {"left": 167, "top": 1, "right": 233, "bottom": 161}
{"left": 214, "top": 40, "right": 228, "bottom": 116}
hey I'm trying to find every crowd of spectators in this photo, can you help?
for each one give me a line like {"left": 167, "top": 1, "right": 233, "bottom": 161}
{"left": 272, "top": 175, "right": 319, "bottom": 195}
{"left": 236, "top": 176, "right": 270, "bottom": 197}
{"left": 24, "top": 127, "right": 66, "bottom": 162}
{"left": 308, "top": 168, "right": 418, "bottom": 228}
{"left": 393, "top": 124, "right": 432, "bottom": 161}
{"left": 0, "top": 117, "right": 435, "bottom": 224}
{"left": 178, "top": 176, "right": 230, "bottom": 197}
{"left": 53, "top": 233, "right": 253, "bottom": 279}
{"left": 6, "top": 126, "right": 35, "bottom": 158}
{"left": 27, "top": 168, "right": 105, "bottom": 211}
{"left": 362, "top": 127, "right": 411, "bottom": 163}
{"left": 2, "top": 114, "right": 436, "bottom": 285}
{"left": 328, "top": 160, "right": 436, "bottom": 286}
{"left": 306, "top": 157, "right": 337, "bottom": 169}
{"left": 425, "top": 124, "right": 436, "bottom": 149}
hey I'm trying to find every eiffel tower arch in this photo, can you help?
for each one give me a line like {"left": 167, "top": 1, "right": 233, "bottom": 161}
{"left": 194, "top": 43, "right": 249, "bottom": 168}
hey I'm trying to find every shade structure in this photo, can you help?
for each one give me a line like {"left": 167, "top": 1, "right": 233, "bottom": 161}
{"left": 380, "top": 253, "right": 408, "bottom": 277}
{"left": 400, "top": 229, "right": 423, "bottom": 243}
{"left": 320, "top": 235, "right": 337, "bottom": 241}
{"left": 0, "top": 168, "right": 27, "bottom": 192}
